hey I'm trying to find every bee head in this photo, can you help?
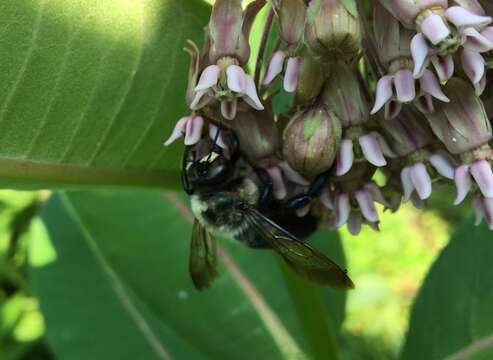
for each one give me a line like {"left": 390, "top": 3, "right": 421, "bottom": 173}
{"left": 182, "top": 133, "right": 240, "bottom": 194}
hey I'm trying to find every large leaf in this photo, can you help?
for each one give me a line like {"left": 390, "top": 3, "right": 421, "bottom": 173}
{"left": 401, "top": 219, "right": 493, "bottom": 360}
{"left": 32, "top": 190, "right": 348, "bottom": 359}
{"left": 0, "top": 1, "right": 209, "bottom": 189}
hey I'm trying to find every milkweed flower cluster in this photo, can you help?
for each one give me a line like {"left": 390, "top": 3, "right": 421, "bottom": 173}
{"left": 165, "top": 0, "right": 493, "bottom": 234}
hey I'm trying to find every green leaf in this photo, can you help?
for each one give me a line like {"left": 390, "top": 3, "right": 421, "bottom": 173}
{"left": 0, "top": 1, "right": 209, "bottom": 189}
{"left": 33, "top": 190, "right": 348, "bottom": 359}
{"left": 401, "top": 218, "right": 493, "bottom": 360}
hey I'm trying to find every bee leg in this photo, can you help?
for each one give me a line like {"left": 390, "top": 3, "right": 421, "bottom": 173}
{"left": 181, "top": 146, "right": 194, "bottom": 195}
{"left": 223, "top": 128, "right": 240, "bottom": 164}
{"left": 286, "top": 170, "right": 331, "bottom": 210}
{"left": 254, "top": 167, "right": 273, "bottom": 207}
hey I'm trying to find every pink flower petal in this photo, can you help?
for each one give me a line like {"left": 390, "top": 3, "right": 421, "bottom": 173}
{"left": 384, "top": 100, "right": 401, "bottom": 120}
{"left": 474, "top": 75, "right": 486, "bottom": 96}
{"left": 409, "top": 162, "right": 432, "bottom": 200}
{"left": 336, "top": 139, "right": 354, "bottom": 176}
{"left": 411, "top": 33, "right": 430, "bottom": 78}
{"left": 394, "top": 69, "right": 416, "bottom": 103}
{"left": 296, "top": 204, "right": 311, "bottom": 217}
{"left": 226, "top": 65, "right": 247, "bottom": 93}
{"left": 221, "top": 99, "right": 238, "bottom": 120}
{"left": 454, "top": 164, "right": 472, "bottom": 205}
{"left": 431, "top": 54, "right": 454, "bottom": 82}
{"left": 470, "top": 160, "right": 493, "bottom": 198}
{"left": 371, "top": 75, "right": 393, "bottom": 114}
{"left": 481, "top": 27, "right": 493, "bottom": 42}
{"left": 320, "top": 188, "right": 334, "bottom": 210}
{"left": 462, "top": 49, "right": 485, "bottom": 85}
{"left": 164, "top": 116, "right": 190, "bottom": 146}
{"left": 278, "top": 161, "right": 309, "bottom": 186}
{"left": 355, "top": 189, "right": 379, "bottom": 223}
{"left": 347, "top": 213, "right": 362, "bottom": 235}
{"left": 429, "top": 151, "right": 455, "bottom": 179}
{"left": 421, "top": 14, "right": 450, "bottom": 45}
{"left": 414, "top": 94, "right": 435, "bottom": 113}
{"left": 411, "top": 193, "right": 426, "bottom": 209}
{"left": 195, "top": 65, "right": 220, "bottom": 91}
{"left": 184, "top": 116, "right": 204, "bottom": 146}
{"left": 419, "top": 69, "right": 450, "bottom": 102}
{"left": 472, "top": 194, "right": 485, "bottom": 226}
{"left": 262, "top": 51, "right": 286, "bottom": 85}
{"left": 359, "top": 133, "right": 387, "bottom": 167}
{"left": 242, "top": 75, "right": 264, "bottom": 110}
{"left": 266, "top": 166, "right": 287, "bottom": 200}
{"left": 283, "top": 57, "right": 300, "bottom": 93}
{"left": 462, "top": 27, "right": 493, "bottom": 53}
{"left": 445, "top": 6, "right": 492, "bottom": 28}
{"left": 190, "top": 89, "right": 211, "bottom": 110}
{"left": 209, "top": 124, "right": 227, "bottom": 149}
{"left": 374, "top": 132, "right": 396, "bottom": 157}
{"left": 482, "top": 197, "right": 493, "bottom": 229}
{"left": 364, "top": 182, "right": 389, "bottom": 207}
{"left": 401, "top": 167, "right": 415, "bottom": 202}
{"left": 335, "top": 193, "right": 351, "bottom": 227}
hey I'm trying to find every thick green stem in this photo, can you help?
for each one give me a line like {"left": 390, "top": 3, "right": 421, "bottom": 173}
{"left": 279, "top": 260, "right": 341, "bottom": 360}
{"left": 0, "top": 158, "right": 181, "bottom": 190}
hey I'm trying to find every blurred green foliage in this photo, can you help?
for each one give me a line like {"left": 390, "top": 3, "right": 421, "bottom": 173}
{"left": 0, "top": 190, "right": 53, "bottom": 360}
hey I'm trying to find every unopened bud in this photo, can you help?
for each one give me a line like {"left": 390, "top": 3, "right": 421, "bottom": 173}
{"left": 381, "top": 108, "right": 433, "bottom": 157}
{"left": 232, "top": 106, "right": 279, "bottom": 163}
{"left": 322, "top": 62, "right": 368, "bottom": 128}
{"left": 282, "top": 107, "right": 342, "bottom": 179}
{"left": 295, "top": 49, "right": 326, "bottom": 103}
{"left": 305, "top": 0, "right": 362, "bottom": 62}
{"left": 373, "top": 1, "right": 413, "bottom": 67}
{"left": 209, "top": 0, "right": 250, "bottom": 65}
{"left": 272, "top": 0, "right": 307, "bottom": 46}
{"left": 424, "top": 78, "right": 492, "bottom": 154}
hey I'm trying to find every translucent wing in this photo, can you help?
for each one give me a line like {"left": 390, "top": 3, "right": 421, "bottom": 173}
{"left": 189, "top": 219, "right": 219, "bottom": 290}
{"left": 244, "top": 206, "right": 354, "bottom": 289}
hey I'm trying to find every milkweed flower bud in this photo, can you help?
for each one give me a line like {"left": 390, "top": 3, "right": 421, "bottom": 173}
{"left": 282, "top": 107, "right": 342, "bottom": 179}
{"left": 371, "top": 3, "right": 449, "bottom": 118}
{"left": 263, "top": 0, "right": 307, "bottom": 92}
{"left": 232, "top": 106, "right": 280, "bottom": 163}
{"left": 294, "top": 49, "right": 326, "bottom": 103}
{"left": 423, "top": 78, "right": 493, "bottom": 203}
{"left": 208, "top": 0, "right": 250, "bottom": 64}
{"left": 424, "top": 78, "right": 491, "bottom": 154}
{"left": 323, "top": 62, "right": 394, "bottom": 175}
{"left": 305, "top": 0, "right": 362, "bottom": 63}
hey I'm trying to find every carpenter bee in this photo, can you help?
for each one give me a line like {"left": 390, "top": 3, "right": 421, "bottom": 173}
{"left": 182, "top": 128, "right": 354, "bottom": 291}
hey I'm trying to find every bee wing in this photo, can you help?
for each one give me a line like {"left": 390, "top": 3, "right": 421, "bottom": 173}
{"left": 244, "top": 207, "right": 354, "bottom": 289}
{"left": 189, "top": 219, "right": 219, "bottom": 290}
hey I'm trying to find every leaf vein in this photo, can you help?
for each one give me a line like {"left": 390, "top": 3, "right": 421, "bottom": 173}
{"left": 86, "top": 0, "right": 146, "bottom": 166}
{"left": 121, "top": 3, "right": 185, "bottom": 167}
{"left": 0, "top": 0, "right": 45, "bottom": 125}
{"left": 22, "top": 22, "right": 79, "bottom": 159}
{"left": 60, "top": 193, "right": 172, "bottom": 360}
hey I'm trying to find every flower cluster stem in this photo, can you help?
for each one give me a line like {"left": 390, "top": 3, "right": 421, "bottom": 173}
{"left": 255, "top": 7, "right": 275, "bottom": 87}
